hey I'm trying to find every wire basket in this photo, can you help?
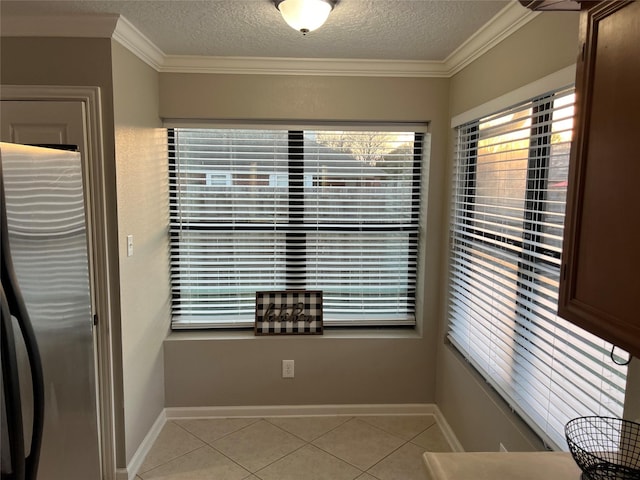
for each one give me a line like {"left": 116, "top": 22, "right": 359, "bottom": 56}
{"left": 565, "top": 417, "right": 640, "bottom": 480}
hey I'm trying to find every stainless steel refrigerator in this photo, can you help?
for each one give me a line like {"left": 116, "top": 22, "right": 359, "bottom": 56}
{"left": 1, "top": 142, "right": 101, "bottom": 479}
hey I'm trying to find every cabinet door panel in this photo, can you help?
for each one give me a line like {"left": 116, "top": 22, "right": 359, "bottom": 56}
{"left": 559, "top": 0, "right": 640, "bottom": 358}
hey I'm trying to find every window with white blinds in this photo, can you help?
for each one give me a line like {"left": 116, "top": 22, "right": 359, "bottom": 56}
{"left": 448, "top": 87, "right": 628, "bottom": 450}
{"left": 169, "top": 128, "right": 424, "bottom": 329}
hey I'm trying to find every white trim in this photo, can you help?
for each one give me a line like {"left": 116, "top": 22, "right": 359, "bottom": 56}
{"left": 113, "top": 16, "right": 164, "bottom": 71}
{"left": 450, "top": 64, "right": 577, "bottom": 127}
{"left": 115, "top": 468, "right": 129, "bottom": 480}
{"left": 1, "top": 85, "right": 116, "bottom": 480}
{"left": 118, "top": 410, "right": 167, "bottom": 480}
{"left": 159, "top": 55, "right": 449, "bottom": 77}
{"left": 0, "top": 1, "right": 539, "bottom": 78}
{"left": 122, "top": 404, "right": 461, "bottom": 478}
{"left": 432, "top": 405, "right": 465, "bottom": 452}
{"left": 163, "top": 119, "right": 430, "bottom": 132}
{"left": 445, "top": 2, "right": 539, "bottom": 76}
{"left": 160, "top": 1, "right": 536, "bottom": 77}
{"left": 165, "top": 403, "right": 438, "bottom": 419}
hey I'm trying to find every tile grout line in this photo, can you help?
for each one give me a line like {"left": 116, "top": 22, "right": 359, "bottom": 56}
{"left": 356, "top": 415, "right": 432, "bottom": 441}
{"left": 308, "top": 417, "right": 407, "bottom": 475}
{"left": 172, "top": 418, "right": 302, "bottom": 477}
{"left": 255, "top": 417, "right": 368, "bottom": 479}
{"left": 407, "top": 421, "right": 439, "bottom": 446}
{"left": 306, "top": 439, "right": 368, "bottom": 477}
{"left": 357, "top": 419, "right": 441, "bottom": 478}
{"left": 363, "top": 437, "right": 413, "bottom": 476}
{"left": 138, "top": 444, "right": 211, "bottom": 478}
{"left": 205, "top": 418, "right": 338, "bottom": 477}
{"left": 251, "top": 434, "right": 309, "bottom": 478}
{"left": 140, "top": 414, "right": 446, "bottom": 479}
{"left": 264, "top": 414, "right": 354, "bottom": 443}
{"left": 268, "top": 415, "right": 439, "bottom": 477}
{"left": 260, "top": 416, "right": 379, "bottom": 478}
{"left": 168, "top": 419, "right": 257, "bottom": 477}
{"left": 138, "top": 421, "right": 207, "bottom": 476}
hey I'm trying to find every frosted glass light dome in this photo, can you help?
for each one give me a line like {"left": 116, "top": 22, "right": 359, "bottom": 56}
{"left": 276, "top": 0, "right": 333, "bottom": 34}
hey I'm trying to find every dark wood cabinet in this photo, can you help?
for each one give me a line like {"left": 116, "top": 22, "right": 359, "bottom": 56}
{"left": 559, "top": 1, "right": 640, "bottom": 358}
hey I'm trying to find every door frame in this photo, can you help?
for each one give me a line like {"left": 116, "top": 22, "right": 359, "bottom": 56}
{"left": 1, "top": 85, "right": 117, "bottom": 480}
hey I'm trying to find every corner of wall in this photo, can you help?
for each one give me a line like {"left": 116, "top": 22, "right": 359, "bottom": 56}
{"left": 112, "top": 39, "right": 171, "bottom": 464}
{"left": 436, "top": 9, "right": 580, "bottom": 452}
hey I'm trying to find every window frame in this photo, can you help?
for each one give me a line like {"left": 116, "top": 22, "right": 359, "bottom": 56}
{"left": 168, "top": 126, "right": 427, "bottom": 329}
{"left": 458, "top": 95, "right": 560, "bottom": 267}
{"left": 447, "top": 87, "right": 628, "bottom": 450}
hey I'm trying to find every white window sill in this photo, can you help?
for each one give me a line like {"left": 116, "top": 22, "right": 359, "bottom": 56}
{"left": 165, "top": 327, "right": 422, "bottom": 342}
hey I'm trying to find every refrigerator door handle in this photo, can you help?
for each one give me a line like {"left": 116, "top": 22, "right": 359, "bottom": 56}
{"left": 1, "top": 282, "right": 26, "bottom": 480}
{"left": 1, "top": 159, "right": 44, "bottom": 480}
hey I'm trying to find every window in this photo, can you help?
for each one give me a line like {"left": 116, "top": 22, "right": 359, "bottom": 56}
{"left": 169, "top": 127, "right": 426, "bottom": 329}
{"left": 448, "top": 87, "right": 628, "bottom": 450}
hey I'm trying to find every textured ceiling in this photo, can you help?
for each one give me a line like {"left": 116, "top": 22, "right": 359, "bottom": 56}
{"left": 1, "top": 0, "right": 511, "bottom": 61}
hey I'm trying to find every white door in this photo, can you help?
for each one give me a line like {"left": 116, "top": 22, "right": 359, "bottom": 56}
{"left": 1, "top": 100, "right": 87, "bottom": 155}
{"left": 1, "top": 100, "right": 102, "bottom": 480}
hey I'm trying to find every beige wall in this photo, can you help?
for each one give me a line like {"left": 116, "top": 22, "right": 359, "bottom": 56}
{"left": 441, "top": 10, "right": 640, "bottom": 451}
{"left": 160, "top": 74, "right": 450, "bottom": 407}
{"left": 165, "top": 333, "right": 435, "bottom": 407}
{"left": 449, "top": 12, "right": 581, "bottom": 118}
{"left": 161, "top": 74, "right": 443, "bottom": 123}
{"left": 4, "top": 8, "right": 637, "bottom": 462}
{"left": 437, "top": 12, "right": 582, "bottom": 452}
{"left": 111, "top": 41, "right": 170, "bottom": 464}
{"left": 1, "top": 36, "right": 169, "bottom": 469}
{"left": 0, "top": 37, "right": 128, "bottom": 466}
{"left": 624, "top": 358, "right": 640, "bottom": 422}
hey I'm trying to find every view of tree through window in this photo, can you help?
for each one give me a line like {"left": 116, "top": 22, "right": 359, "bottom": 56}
{"left": 168, "top": 128, "right": 426, "bottom": 329}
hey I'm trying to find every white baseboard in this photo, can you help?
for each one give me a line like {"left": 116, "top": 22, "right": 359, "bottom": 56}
{"left": 165, "top": 404, "right": 464, "bottom": 451}
{"left": 115, "top": 467, "right": 129, "bottom": 480}
{"left": 165, "top": 403, "right": 439, "bottom": 419}
{"left": 123, "top": 403, "right": 463, "bottom": 478}
{"left": 432, "top": 405, "right": 465, "bottom": 452}
{"left": 119, "top": 409, "right": 167, "bottom": 480}
{"left": 166, "top": 403, "right": 464, "bottom": 451}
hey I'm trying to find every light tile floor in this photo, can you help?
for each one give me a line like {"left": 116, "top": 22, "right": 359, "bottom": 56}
{"left": 136, "top": 414, "right": 452, "bottom": 480}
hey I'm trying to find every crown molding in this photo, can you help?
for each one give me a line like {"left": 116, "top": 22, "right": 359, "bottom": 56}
{"left": 158, "top": 1, "right": 536, "bottom": 77}
{"left": 160, "top": 55, "right": 449, "bottom": 77}
{"left": 444, "top": 1, "right": 540, "bottom": 76}
{"left": 112, "top": 16, "right": 165, "bottom": 71}
{"left": 1, "top": 1, "right": 539, "bottom": 78}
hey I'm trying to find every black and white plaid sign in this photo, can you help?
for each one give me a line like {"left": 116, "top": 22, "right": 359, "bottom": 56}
{"left": 255, "top": 290, "right": 323, "bottom": 335}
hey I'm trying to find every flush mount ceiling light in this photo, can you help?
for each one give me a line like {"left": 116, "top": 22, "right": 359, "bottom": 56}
{"left": 274, "top": 0, "right": 336, "bottom": 35}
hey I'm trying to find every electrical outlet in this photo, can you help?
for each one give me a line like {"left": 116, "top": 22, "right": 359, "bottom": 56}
{"left": 282, "top": 360, "right": 294, "bottom": 378}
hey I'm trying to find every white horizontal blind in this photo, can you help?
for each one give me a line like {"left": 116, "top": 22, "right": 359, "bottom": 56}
{"left": 169, "top": 128, "right": 423, "bottom": 328}
{"left": 448, "top": 87, "right": 628, "bottom": 450}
